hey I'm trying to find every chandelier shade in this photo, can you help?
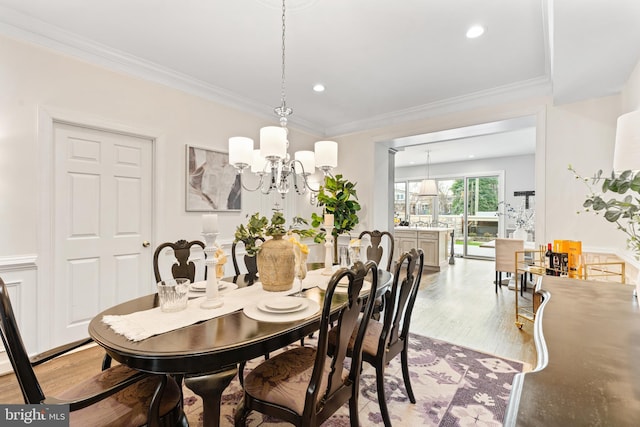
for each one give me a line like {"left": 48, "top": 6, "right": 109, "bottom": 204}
{"left": 418, "top": 179, "right": 438, "bottom": 196}
{"left": 227, "top": 0, "right": 337, "bottom": 199}
{"left": 418, "top": 149, "right": 438, "bottom": 196}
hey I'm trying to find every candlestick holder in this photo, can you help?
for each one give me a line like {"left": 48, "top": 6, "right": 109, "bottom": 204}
{"left": 201, "top": 232, "right": 224, "bottom": 309}
{"left": 323, "top": 226, "right": 334, "bottom": 275}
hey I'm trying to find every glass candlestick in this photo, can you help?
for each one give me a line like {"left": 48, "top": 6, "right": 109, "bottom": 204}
{"left": 201, "top": 232, "right": 224, "bottom": 309}
{"left": 323, "top": 226, "right": 334, "bottom": 275}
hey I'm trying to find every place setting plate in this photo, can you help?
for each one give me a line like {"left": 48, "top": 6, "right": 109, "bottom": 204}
{"left": 188, "top": 280, "right": 236, "bottom": 297}
{"left": 257, "top": 296, "right": 307, "bottom": 314}
{"left": 244, "top": 296, "right": 320, "bottom": 323}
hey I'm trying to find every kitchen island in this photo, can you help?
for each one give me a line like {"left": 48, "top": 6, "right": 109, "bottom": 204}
{"left": 394, "top": 226, "right": 453, "bottom": 271}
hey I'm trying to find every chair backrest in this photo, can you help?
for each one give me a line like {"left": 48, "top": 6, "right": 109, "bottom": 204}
{"left": 359, "top": 230, "right": 395, "bottom": 271}
{"left": 0, "top": 277, "right": 45, "bottom": 404}
{"left": 305, "top": 260, "right": 379, "bottom": 422}
{"left": 495, "top": 238, "right": 524, "bottom": 273}
{"left": 153, "top": 240, "right": 206, "bottom": 283}
{"left": 379, "top": 248, "right": 424, "bottom": 359}
{"left": 231, "top": 237, "right": 264, "bottom": 276}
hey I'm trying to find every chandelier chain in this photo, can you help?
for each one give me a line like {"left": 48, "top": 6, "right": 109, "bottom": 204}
{"left": 280, "top": 0, "right": 287, "bottom": 113}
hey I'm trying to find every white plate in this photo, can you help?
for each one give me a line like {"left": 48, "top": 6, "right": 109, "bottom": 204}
{"left": 258, "top": 298, "right": 308, "bottom": 314}
{"left": 318, "top": 280, "right": 371, "bottom": 295}
{"left": 189, "top": 282, "right": 227, "bottom": 292}
{"left": 244, "top": 299, "right": 320, "bottom": 323}
{"left": 191, "top": 281, "right": 207, "bottom": 290}
{"left": 265, "top": 296, "right": 303, "bottom": 311}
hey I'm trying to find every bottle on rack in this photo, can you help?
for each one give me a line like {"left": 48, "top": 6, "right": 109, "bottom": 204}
{"left": 545, "top": 243, "right": 553, "bottom": 275}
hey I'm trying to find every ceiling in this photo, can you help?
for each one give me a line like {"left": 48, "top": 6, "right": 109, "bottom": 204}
{"left": 1, "top": 0, "right": 639, "bottom": 162}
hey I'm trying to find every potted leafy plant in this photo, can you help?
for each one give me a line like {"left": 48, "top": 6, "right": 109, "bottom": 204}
{"left": 569, "top": 165, "right": 640, "bottom": 295}
{"left": 311, "top": 174, "right": 361, "bottom": 257}
{"left": 569, "top": 166, "right": 640, "bottom": 255}
{"left": 234, "top": 212, "right": 315, "bottom": 291}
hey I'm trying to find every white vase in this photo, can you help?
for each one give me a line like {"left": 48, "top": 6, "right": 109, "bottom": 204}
{"left": 513, "top": 227, "right": 528, "bottom": 241}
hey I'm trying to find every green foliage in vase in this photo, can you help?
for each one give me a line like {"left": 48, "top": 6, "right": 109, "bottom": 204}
{"left": 311, "top": 174, "right": 361, "bottom": 243}
{"left": 234, "top": 212, "right": 316, "bottom": 256}
{"left": 569, "top": 165, "right": 640, "bottom": 256}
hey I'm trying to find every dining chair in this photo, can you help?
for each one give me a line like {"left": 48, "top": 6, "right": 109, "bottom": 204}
{"left": 231, "top": 237, "right": 264, "bottom": 277}
{"left": 153, "top": 239, "right": 207, "bottom": 283}
{"left": 358, "top": 230, "right": 394, "bottom": 319}
{"left": 495, "top": 238, "right": 524, "bottom": 293}
{"left": 358, "top": 230, "right": 395, "bottom": 271}
{"left": 0, "top": 277, "right": 187, "bottom": 427}
{"left": 328, "top": 247, "right": 424, "bottom": 427}
{"left": 234, "top": 260, "right": 379, "bottom": 427}
{"left": 104, "top": 239, "right": 209, "bottom": 371}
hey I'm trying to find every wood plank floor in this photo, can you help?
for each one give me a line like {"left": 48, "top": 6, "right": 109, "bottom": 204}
{"left": 0, "top": 257, "right": 536, "bottom": 403}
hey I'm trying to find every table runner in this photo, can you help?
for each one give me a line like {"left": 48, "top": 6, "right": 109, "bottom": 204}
{"left": 103, "top": 283, "right": 293, "bottom": 341}
{"left": 102, "top": 266, "right": 351, "bottom": 342}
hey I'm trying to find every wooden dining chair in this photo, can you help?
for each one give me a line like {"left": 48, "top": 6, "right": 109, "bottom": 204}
{"left": 328, "top": 248, "right": 424, "bottom": 427}
{"left": 358, "top": 230, "right": 394, "bottom": 319}
{"left": 153, "top": 239, "right": 206, "bottom": 283}
{"left": 359, "top": 230, "right": 395, "bottom": 271}
{"left": 0, "top": 277, "right": 187, "bottom": 427}
{"left": 231, "top": 237, "right": 264, "bottom": 277}
{"left": 234, "top": 260, "right": 379, "bottom": 427}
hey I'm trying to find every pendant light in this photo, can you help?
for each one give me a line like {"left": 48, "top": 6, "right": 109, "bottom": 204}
{"left": 418, "top": 150, "right": 438, "bottom": 196}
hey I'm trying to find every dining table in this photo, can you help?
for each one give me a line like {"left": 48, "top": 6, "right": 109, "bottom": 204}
{"left": 88, "top": 266, "right": 393, "bottom": 427}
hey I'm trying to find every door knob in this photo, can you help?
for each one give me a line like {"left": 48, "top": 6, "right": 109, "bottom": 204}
{"left": 142, "top": 241, "right": 150, "bottom": 248}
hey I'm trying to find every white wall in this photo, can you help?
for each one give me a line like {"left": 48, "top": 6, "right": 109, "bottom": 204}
{"left": 0, "top": 34, "right": 320, "bottom": 259}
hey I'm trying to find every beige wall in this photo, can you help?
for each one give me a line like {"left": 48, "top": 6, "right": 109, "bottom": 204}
{"left": 2, "top": 33, "right": 638, "bottom": 263}
{"left": 0, "top": 35, "right": 319, "bottom": 257}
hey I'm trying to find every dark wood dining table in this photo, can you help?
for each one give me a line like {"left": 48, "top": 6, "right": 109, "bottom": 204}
{"left": 88, "top": 268, "right": 393, "bottom": 427}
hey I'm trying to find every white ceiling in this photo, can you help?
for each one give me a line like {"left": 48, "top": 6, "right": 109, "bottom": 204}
{"left": 1, "top": 0, "right": 638, "bottom": 163}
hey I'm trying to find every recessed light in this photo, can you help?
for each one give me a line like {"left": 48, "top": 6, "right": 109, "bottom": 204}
{"left": 468, "top": 154, "right": 475, "bottom": 158}
{"left": 313, "top": 83, "right": 325, "bottom": 92}
{"left": 466, "top": 25, "right": 485, "bottom": 39}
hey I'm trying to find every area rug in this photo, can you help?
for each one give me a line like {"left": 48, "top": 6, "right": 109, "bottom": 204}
{"left": 182, "top": 333, "right": 526, "bottom": 426}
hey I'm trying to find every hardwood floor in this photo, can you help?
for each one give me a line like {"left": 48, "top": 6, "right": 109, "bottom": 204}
{"left": 0, "top": 257, "right": 536, "bottom": 404}
{"left": 411, "top": 257, "right": 536, "bottom": 367}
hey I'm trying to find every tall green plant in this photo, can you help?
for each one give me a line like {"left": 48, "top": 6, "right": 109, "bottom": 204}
{"left": 311, "top": 174, "right": 361, "bottom": 243}
{"left": 569, "top": 165, "right": 640, "bottom": 256}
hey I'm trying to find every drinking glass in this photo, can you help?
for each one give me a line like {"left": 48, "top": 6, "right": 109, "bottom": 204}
{"left": 293, "top": 261, "right": 307, "bottom": 297}
{"left": 339, "top": 246, "right": 349, "bottom": 267}
{"left": 157, "top": 278, "right": 189, "bottom": 312}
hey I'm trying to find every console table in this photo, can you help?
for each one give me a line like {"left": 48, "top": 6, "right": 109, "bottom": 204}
{"left": 504, "top": 276, "right": 640, "bottom": 426}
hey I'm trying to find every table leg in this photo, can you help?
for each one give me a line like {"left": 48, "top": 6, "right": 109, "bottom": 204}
{"left": 184, "top": 366, "right": 238, "bottom": 427}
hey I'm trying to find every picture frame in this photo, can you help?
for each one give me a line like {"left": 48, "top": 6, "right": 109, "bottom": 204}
{"left": 186, "top": 145, "right": 241, "bottom": 211}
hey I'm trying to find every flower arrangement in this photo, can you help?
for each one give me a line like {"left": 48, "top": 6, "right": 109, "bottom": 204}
{"left": 234, "top": 212, "right": 315, "bottom": 256}
{"left": 569, "top": 165, "right": 640, "bottom": 257}
{"left": 496, "top": 200, "right": 535, "bottom": 232}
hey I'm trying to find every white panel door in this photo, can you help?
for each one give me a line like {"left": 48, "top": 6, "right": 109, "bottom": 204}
{"left": 53, "top": 123, "right": 153, "bottom": 345}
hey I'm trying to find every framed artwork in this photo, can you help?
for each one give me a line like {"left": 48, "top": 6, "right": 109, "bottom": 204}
{"left": 186, "top": 145, "right": 241, "bottom": 211}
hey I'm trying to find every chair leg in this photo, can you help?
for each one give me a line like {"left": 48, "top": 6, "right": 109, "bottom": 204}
{"left": 349, "top": 391, "right": 360, "bottom": 427}
{"left": 375, "top": 363, "right": 392, "bottom": 427}
{"left": 400, "top": 346, "right": 416, "bottom": 403}
{"left": 238, "top": 361, "right": 246, "bottom": 387}
{"left": 234, "top": 396, "right": 249, "bottom": 426}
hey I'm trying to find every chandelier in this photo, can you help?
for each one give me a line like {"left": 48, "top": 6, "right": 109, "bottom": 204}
{"left": 228, "top": 0, "right": 337, "bottom": 198}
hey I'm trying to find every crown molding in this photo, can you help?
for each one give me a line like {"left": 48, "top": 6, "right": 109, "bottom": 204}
{"left": 0, "top": 5, "right": 550, "bottom": 139}
{"left": 325, "top": 76, "right": 552, "bottom": 137}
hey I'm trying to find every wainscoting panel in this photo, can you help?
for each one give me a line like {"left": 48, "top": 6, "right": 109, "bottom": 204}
{"left": 0, "top": 255, "right": 38, "bottom": 375}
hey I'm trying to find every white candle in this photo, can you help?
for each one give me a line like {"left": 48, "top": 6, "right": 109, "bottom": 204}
{"left": 203, "top": 214, "right": 218, "bottom": 234}
{"left": 324, "top": 213, "right": 334, "bottom": 227}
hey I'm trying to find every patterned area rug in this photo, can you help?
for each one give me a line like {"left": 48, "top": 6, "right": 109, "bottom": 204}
{"left": 183, "top": 333, "right": 526, "bottom": 426}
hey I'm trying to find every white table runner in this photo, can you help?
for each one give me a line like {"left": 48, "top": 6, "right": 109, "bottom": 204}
{"left": 103, "top": 283, "right": 292, "bottom": 342}
{"left": 102, "top": 267, "right": 351, "bottom": 342}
